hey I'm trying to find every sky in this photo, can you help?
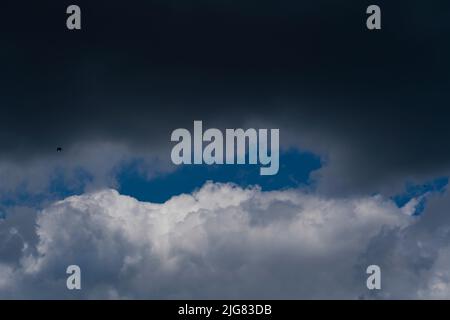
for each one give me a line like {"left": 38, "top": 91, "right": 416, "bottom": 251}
{"left": 1, "top": 0, "right": 450, "bottom": 299}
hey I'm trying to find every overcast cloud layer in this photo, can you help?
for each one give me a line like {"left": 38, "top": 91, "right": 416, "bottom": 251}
{"left": 0, "top": 0, "right": 450, "bottom": 195}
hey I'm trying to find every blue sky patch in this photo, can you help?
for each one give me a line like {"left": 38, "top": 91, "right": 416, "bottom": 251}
{"left": 118, "top": 149, "right": 322, "bottom": 203}
{"left": 393, "top": 177, "right": 448, "bottom": 216}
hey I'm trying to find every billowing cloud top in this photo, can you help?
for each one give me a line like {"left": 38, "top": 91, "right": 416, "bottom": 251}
{"left": 3, "top": 182, "right": 450, "bottom": 299}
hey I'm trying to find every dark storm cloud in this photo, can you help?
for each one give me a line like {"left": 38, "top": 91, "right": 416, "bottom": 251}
{"left": 1, "top": 0, "right": 450, "bottom": 192}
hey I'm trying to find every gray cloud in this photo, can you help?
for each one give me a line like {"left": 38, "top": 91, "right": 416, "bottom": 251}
{"left": 0, "top": 206, "right": 37, "bottom": 265}
{"left": 358, "top": 189, "right": 450, "bottom": 298}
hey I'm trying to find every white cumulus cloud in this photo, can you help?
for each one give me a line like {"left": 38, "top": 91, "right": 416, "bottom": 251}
{"left": 0, "top": 182, "right": 419, "bottom": 299}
